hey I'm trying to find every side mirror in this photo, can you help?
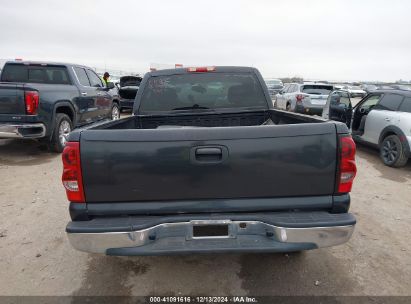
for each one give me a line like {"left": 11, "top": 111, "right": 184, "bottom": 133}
{"left": 106, "top": 82, "right": 115, "bottom": 90}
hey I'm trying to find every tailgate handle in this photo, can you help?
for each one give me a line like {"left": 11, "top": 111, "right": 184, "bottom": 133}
{"left": 196, "top": 147, "right": 222, "bottom": 156}
{"left": 191, "top": 146, "right": 228, "bottom": 164}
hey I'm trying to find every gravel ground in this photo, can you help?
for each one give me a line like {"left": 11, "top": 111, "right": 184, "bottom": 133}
{"left": 0, "top": 138, "right": 410, "bottom": 296}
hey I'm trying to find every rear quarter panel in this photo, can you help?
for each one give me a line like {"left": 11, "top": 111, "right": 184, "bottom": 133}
{"left": 0, "top": 83, "right": 26, "bottom": 116}
{"left": 363, "top": 109, "right": 396, "bottom": 144}
{"left": 397, "top": 112, "right": 411, "bottom": 137}
{"left": 28, "top": 83, "right": 80, "bottom": 137}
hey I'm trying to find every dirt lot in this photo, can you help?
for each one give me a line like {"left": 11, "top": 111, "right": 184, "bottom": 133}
{"left": 0, "top": 137, "right": 410, "bottom": 296}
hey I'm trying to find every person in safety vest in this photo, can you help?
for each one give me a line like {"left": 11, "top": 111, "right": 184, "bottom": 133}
{"left": 102, "top": 72, "right": 110, "bottom": 86}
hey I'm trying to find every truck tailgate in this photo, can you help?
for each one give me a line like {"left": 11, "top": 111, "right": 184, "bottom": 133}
{"left": 80, "top": 123, "right": 337, "bottom": 202}
{"left": 0, "top": 84, "right": 26, "bottom": 115}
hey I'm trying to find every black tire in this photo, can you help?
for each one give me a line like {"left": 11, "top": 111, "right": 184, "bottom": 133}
{"left": 49, "top": 113, "right": 73, "bottom": 153}
{"left": 111, "top": 103, "right": 120, "bottom": 120}
{"left": 286, "top": 103, "right": 291, "bottom": 111}
{"left": 380, "top": 135, "right": 408, "bottom": 168}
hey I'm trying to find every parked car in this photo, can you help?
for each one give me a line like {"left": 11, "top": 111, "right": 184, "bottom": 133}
{"left": 323, "top": 89, "right": 411, "bottom": 167}
{"left": 342, "top": 85, "right": 367, "bottom": 98}
{"left": 360, "top": 84, "right": 378, "bottom": 92}
{"left": 265, "top": 78, "right": 284, "bottom": 98}
{"left": 63, "top": 66, "right": 357, "bottom": 256}
{"left": 116, "top": 76, "right": 142, "bottom": 111}
{"left": 275, "top": 82, "right": 334, "bottom": 115}
{"left": 0, "top": 61, "right": 119, "bottom": 152}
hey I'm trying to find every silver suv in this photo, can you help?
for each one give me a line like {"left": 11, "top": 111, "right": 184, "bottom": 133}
{"left": 275, "top": 83, "right": 334, "bottom": 115}
{"left": 323, "top": 90, "right": 411, "bottom": 167}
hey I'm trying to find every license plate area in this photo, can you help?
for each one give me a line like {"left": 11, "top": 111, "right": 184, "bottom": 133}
{"left": 310, "top": 99, "right": 326, "bottom": 105}
{"left": 193, "top": 224, "right": 228, "bottom": 237}
{"left": 189, "top": 220, "right": 234, "bottom": 239}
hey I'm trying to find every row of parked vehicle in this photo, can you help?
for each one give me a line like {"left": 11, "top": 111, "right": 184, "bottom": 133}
{"left": 0, "top": 60, "right": 141, "bottom": 152}
{"left": 266, "top": 78, "right": 411, "bottom": 100}
{"left": 0, "top": 60, "right": 409, "bottom": 169}
{"left": 265, "top": 79, "right": 411, "bottom": 168}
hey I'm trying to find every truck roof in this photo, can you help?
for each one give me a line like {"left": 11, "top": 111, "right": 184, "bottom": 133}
{"left": 148, "top": 66, "right": 259, "bottom": 77}
{"left": 300, "top": 82, "right": 333, "bottom": 86}
{"left": 373, "top": 89, "right": 411, "bottom": 96}
{"left": 4, "top": 60, "right": 90, "bottom": 69}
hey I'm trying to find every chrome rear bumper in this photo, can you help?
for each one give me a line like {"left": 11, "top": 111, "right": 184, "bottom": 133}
{"left": 67, "top": 220, "right": 355, "bottom": 255}
{"left": 0, "top": 123, "right": 46, "bottom": 138}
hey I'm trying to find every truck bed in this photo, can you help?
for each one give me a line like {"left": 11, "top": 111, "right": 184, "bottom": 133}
{"left": 91, "top": 109, "right": 324, "bottom": 130}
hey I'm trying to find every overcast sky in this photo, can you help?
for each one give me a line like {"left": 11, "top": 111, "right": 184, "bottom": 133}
{"left": 1, "top": 0, "right": 410, "bottom": 82}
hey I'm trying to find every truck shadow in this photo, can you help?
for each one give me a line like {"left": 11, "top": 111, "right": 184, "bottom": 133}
{"left": 0, "top": 139, "right": 56, "bottom": 166}
{"left": 72, "top": 250, "right": 355, "bottom": 297}
{"left": 238, "top": 251, "right": 355, "bottom": 295}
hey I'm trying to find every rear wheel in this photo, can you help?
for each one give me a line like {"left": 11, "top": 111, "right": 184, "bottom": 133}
{"left": 286, "top": 103, "right": 291, "bottom": 111}
{"left": 111, "top": 103, "right": 120, "bottom": 120}
{"left": 49, "top": 113, "right": 72, "bottom": 153}
{"left": 380, "top": 135, "right": 408, "bottom": 167}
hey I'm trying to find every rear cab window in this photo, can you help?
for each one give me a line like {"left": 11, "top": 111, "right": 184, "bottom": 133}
{"left": 0, "top": 63, "right": 71, "bottom": 84}
{"left": 139, "top": 72, "right": 267, "bottom": 112}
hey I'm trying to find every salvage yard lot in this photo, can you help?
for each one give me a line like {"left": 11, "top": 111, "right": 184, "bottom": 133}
{"left": 0, "top": 138, "right": 410, "bottom": 296}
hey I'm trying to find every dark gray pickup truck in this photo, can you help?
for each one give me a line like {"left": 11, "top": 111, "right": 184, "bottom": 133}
{"left": 0, "top": 61, "right": 118, "bottom": 152}
{"left": 63, "top": 66, "right": 357, "bottom": 256}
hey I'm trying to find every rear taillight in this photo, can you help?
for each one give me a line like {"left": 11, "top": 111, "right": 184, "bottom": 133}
{"left": 62, "top": 142, "right": 85, "bottom": 203}
{"left": 187, "top": 66, "right": 216, "bottom": 72}
{"left": 337, "top": 135, "right": 357, "bottom": 193}
{"left": 296, "top": 94, "right": 305, "bottom": 103}
{"left": 25, "top": 91, "right": 39, "bottom": 115}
